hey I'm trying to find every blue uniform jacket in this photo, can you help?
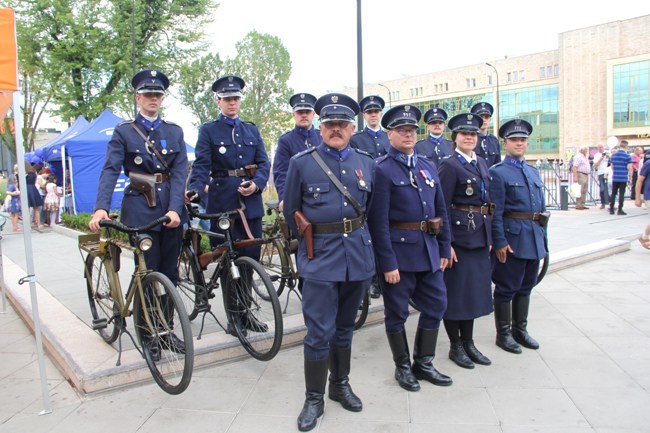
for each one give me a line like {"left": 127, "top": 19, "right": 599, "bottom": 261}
{"left": 272, "top": 126, "right": 321, "bottom": 201}
{"left": 489, "top": 157, "right": 547, "bottom": 260}
{"left": 94, "top": 116, "right": 188, "bottom": 229}
{"left": 475, "top": 133, "right": 502, "bottom": 167}
{"left": 189, "top": 118, "right": 270, "bottom": 219}
{"left": 350, "top": 128, "right": 390, "bottom": 158}
{"left": 284, "top": 145, "right": 375, "bottom": 282}
{"left": 367, "top": 147, "right": 451, "bottom": 274}
{"left": 414, "top": 136, "right": 454, "bottom": 167}
{"left": 438, "top": 153, "right": 492, "bottom": 249}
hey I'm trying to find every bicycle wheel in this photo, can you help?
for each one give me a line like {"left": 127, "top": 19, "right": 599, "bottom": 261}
{"left": 177, "top": 244, "right": 204, "bottom": 321}
{"left": 223, "top": 256, "right": 283, "bottom": 361}
{"left": 133, "top": 272, "right": 194, "bottom": 395}
{"left": 353, "top": 288, "right": 370, "bottom": 331}
{"left": 84, "top": 254, "right": 120, "bottom": 344}
{"left": 259, "top": 237, "right": 291, "bottom": 298}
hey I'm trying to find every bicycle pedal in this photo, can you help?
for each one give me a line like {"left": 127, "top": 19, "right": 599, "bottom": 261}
{"left": 208, "top": 292, "right": 216, "bottom": 299}
{"left": 92, "top": 318, "right": 108, "bottom": 330}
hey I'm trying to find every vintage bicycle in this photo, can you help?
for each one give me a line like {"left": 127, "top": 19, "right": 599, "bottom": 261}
{"left": 259, "top": 200, "right": 370, "bottom": 330}
{"left": 79, "top": 215, "right": 194, "bottom": 395}
{"left": 176, "top": 202, "right": 283, "bottom": 361}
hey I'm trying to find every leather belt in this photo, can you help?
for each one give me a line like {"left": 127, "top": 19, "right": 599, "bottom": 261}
{"left": 451, "top": 204, "right": 493, "bottom": 215}
{"left": 504, "top": 211, "right": 541, "bottom": 221}
{"left": 390, "top": 221, "right": 430, "bottom": 231}
{"left": 313, "top": 216, "right": 365, "bottom": 234}
{"left": 154, "top": 173, "right": 170, "bottom": 183}
{"left": 227, "top": 169, "right": 249, "bottom": 177}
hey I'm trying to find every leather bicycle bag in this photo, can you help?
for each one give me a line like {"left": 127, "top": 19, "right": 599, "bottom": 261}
{"left": 129, "top": 172, "right": 157, "bottom": 207}
{"left": 294, "top": 210, "right": 314, "bottom": 259}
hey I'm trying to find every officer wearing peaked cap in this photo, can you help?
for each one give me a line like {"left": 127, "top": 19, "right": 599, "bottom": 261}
{"left": 273, "top": 93, "right": 322, "bottom": 208}
{"left": 438, "top": 113, "right": 494, "bottom": 370}
{"left": 471, "top": 102, "right": 502, "bottom": 167}
{"left": 89, "top": 68, "right": 188, "bottom": 357}
{"left": 188, "top": 75, "right": 270, "bottom": 334}
{"left": 284, "top": 93, "right": 375, "bottom": 431}
{"left": 350, "top": 95, "right": 390, "bottom": 158}
{"left": 489, "top": 118, "right": 547, "bottom": 355}
{"left": 368, "top": 104, "right": 453, "bottom": 392}
{"left": 415, "top": 107, "right": 454, "bottom": 167}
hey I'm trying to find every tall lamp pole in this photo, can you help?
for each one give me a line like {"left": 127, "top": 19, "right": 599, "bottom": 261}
{"left": 356, "top": 0, "right": 364, "bottom": 130}
{"left": 378, "top": 83, "right": 392, "bottom": 108}
{"left": 485, "top": 62, "right": 499, "bottom": 128}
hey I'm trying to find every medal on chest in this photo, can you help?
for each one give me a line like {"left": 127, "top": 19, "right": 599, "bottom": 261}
{"left": 465, "top": 179, "right": 474, "bottom": 196}
{"left": 420, "top": 169, "right": 434, "bottom": 188}
{"left": 134, "top": 155, "right": 143, "bottom": 165}
{"left": 355, "top": 169, "right": 367, "bottom": 188}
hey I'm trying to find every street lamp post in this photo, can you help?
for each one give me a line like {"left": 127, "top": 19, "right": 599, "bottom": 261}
{"left": 377, "top": 83, "right": 392, "bottom": 108}
{"left": 356, "top": 0, "right": 364, "bottom": 130}
{"left": 485, "top": 62, "right": 499, "bottom": 128}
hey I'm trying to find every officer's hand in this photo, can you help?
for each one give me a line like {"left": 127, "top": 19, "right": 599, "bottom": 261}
{"left": 89, "top": 209, "right": 109, "bottom": 233}
{"left": 163, "top": 210, "right": 181, "bottom": 228}
{"left": 238, "top": 181, "right": 258, "bottom": 197}
{"left": 278, "top": 200, "right": 284, "bottom": 212}
{"left": 384, "top": 269, "right": 400, "bottom": 285}
{"left": 440, "top": 258, "right": 449, "bottom": 269}
{"left": 445, "top": 247, "right": 458, "bottom": 269}
{"left": 496, "top": 245, "right": 513, "bottom": 263}
{"left": 635, "top": 197, "right": 642, "bottom": 207}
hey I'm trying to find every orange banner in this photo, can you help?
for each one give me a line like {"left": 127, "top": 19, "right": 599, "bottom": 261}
{"left": 0, "top": 7, "right": 18, "bottom": 91}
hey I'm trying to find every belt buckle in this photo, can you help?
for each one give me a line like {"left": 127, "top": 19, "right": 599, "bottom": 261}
{"left": 343, "top": 220, "right": 353, "bottom": 234}
{"left": 154, "top": 173, "right": 163, "bottom": 183}
{"left": 419, "top": 221, "right": 427, "bottom": 232}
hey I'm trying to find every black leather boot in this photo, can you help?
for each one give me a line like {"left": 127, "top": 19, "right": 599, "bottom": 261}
{"left": 494, "top": 302, "right": 522, "bottom": 354}
{"left": 412, "top": 328, "right": 453, "bottom": 386}
{"left": 297, "top": 358, "right": 328, "bottom": 432}
{"left": 512, "top": 295, "right": 540, "bottom": 349}
{"left": 449, "top": 341, "right": 474, "bottom": 369}
{"left": 328, "top": 347, "right": 362, "bottom": 412}
{"left": 462, "top": 340, "right": 491, "bottom": 365}
{"left": 386, "top": 331, "right": 420, "bottom": 391}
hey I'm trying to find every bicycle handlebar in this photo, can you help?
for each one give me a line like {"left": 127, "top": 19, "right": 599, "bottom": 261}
{"left": 98, "top": 216, "right": 171, "bottom": 233}
{"left": 186, "top": 203, "right": 241, "bottom": 221}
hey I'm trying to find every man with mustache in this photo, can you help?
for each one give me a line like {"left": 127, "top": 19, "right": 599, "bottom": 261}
{"left": 284, "top": 93, "right": 375, "bottom": 431}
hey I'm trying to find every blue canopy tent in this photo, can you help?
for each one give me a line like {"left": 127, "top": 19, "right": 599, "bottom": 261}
{"left": 186, "top": 142, "right": 195, "bottom": 162}
{"left": 65, "top": 109, "right": 125, "bottom": 214}
{"left": 41, "top": 115, "right": 89, "bottom": 162}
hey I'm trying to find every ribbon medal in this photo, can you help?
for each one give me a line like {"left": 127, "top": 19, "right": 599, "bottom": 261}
{"left": 161, "top": 139, "right": 168, "bottom": 155}
{"left": 420, "top": 169, "right": 434, "bottom": 188}
{"left": 465, "top": 179, "right": 474, "bottom": 196}
{"left": 355, "top": 169, "right": 367, "bottom": 188}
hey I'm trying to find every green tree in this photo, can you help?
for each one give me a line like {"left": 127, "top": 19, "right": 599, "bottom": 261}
{"left": 227, "top": 31, "right": 293, "bottom": 151}
{"left": 7, "top": 0, "right": 216, "bottom": 140}
{"left": 177, "top": 53, "right": 224, "bottom": 127}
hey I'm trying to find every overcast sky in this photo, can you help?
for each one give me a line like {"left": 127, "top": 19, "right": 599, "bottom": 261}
{"left": 44, "top": 1, "right": 650, "bottom": 145}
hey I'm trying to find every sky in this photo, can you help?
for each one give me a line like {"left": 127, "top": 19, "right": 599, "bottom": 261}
{"left": 44, "top": 0, "right": 650, "bottom": 145}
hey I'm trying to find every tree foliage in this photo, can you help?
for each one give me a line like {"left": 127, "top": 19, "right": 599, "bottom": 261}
{"left": 4, "top": 0, "right": 216, "bottom": 153}
{"left": 177, "top": 52, "right": 224, "bottom": 127}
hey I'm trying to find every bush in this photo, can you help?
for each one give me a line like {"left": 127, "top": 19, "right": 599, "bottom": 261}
{"left": 61, "top": 212, "right": 92, "bottom": 233}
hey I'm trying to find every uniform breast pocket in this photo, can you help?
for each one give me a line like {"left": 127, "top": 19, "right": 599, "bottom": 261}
{"left": 533, "top": 179, "right": 545, "bottom": 201}
{"left": 390, "top": 230, "right": 419, "bottom": 244}
{"left": 391, "top": 177, "right": 412, "bottom": 189}
{"left": 504, "top": 218, "right": 522, "bottom": 235}
{"left": 211, "top": 138, "right": 232, "bottom": 156}
{"left": 507, "top": 181, "right": 523, "bottom": 200}
{"left": 303, "top": 183, "right": 330, "bottom": 206}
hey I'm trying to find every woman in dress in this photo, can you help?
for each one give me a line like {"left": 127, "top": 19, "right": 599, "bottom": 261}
{"left": 24, "top": 162, "right": 43, "bottom": 229}
{"left": 438, "top": 113, "right": 494, "bottom": 369}
{"left": 6, "top": 174, "right": 21, "bottom": 232}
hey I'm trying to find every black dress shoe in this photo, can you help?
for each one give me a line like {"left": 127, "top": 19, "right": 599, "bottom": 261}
{"left": 369, "top": 284, "right": 381, "bottom": 299}
{"left": 617, "top": 209, "right": 627, "bottom": 215}
{"left": 462, "top": 340, "right": 491, "bottom": 365}
{"left": 449, "top": 341, "right": 474, "bottom": 369}
{"left": 143, "top": 338, "right": 161, "bottom": 362}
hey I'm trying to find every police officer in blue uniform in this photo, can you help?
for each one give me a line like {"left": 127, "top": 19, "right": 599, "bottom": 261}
{"left": 273, "top": 93, "right": 321, "bottom": 208}
{"left": 489, "top": 119, "right": 547, "bottom": 354}
{"left": 367, "top": 104, "right": 453, "bottom": 392}
{"left": 89, "top": 69, "right": 188, "bottom": 356}
{"left": 471, "top": 102, "right": 502, "bottom": 167}
{"left": 284, "top": 93, "right": 375, "bottom": 431}
{"left": 414, "top": 107, "right": 454, "bottom": 166}
{"left": 438, "top": 113, "right": 494, "bottom": 369}
{"left": 188, "top": 75, "right": 270, "bottom": 257}
{"left": 349, "top": 95, "right": 390, "bottom": 158}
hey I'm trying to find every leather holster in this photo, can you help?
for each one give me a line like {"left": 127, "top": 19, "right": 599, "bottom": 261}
{"left": 294, "top": 211, "right": 314, "bottom": 259}
{"left": 129, "top": 172, "right": 156, "bottom": 207}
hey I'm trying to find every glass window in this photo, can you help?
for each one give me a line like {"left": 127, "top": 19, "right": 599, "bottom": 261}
{"left": 520, "top": 70, "right": 525, "bottom": 81}
{"left": 554, "top": 64, "right": 559, "bottom": 76}
{"left": 507, "top": 72, "right": 512, "bottom": 83}
{"left": 444, "top": 83, "right": 448, "bottom": 91}
{"left": 540, "top": 67, "right": 546, "bottom": 78}
{"left": 488, "top": 75, "right": 493, "bottom": 85}
{"left": 547, "top": 66, "right": 553, "bottom": 77}
{"left": 613, "top": 60, "right": 650, "bottom": 128}
{"left": 513, "top": 71, "right": 519, "bottom": 82}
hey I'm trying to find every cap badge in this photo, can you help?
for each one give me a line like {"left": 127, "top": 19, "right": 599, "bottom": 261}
{"left": 150, "top": 70, "right": 157, "bottom": 77}
{"left": 405, "top": 105, "right": 411, "bottom": 111}
{"left": 369, "top": 96, "right": 375, "bottom": 101}
{"left": 228, "top": 76, "right": 233, "bottom": 82}
{"left": 468, "top": 114, "right": 473, "bottom": 120}
{"left": 300, "top": 93, "right": 305, "bottom": 99}
{"left": 514, "top": 119, "right": 522, "bottom": 125}
{"left": 331, "top": 95, "right": 339, "bottom": 103}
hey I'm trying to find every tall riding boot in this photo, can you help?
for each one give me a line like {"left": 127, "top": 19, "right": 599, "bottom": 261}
{"left": 412, "top": 328, "right": 453, "bottom": 386}
{"left": 297, "top": 358, "right": 329, "bottom": 432}
{"left": 494, "top": 302, "right": 522, "bottom": 354}
{"left": 512, "top": 295, "right": 540, "bottom": 349}
{"left": 386, "top": 331, "right": 420, "bottom": 391}
{"left": 328, "top": 347, "right": 362, "bottom": 412}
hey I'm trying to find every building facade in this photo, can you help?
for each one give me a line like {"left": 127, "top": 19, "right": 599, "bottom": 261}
{"left": 344, "top": 15, "right": 650, "bottom": 160}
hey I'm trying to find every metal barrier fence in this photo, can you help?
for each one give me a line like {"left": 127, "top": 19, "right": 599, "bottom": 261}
{"left": 536, "top": 163, "right": 629, "bottom": 209}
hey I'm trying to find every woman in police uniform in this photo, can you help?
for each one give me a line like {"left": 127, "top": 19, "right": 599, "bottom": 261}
{"left": 438, "top": 113, "right": 494, "bottom": 369}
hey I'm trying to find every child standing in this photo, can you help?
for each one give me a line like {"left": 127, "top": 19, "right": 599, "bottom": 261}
{"left": 6, "top": 174, "right": 21, "bottom": 232}
{"left": 43, "top": 174, "right": 62, "bottom": 227}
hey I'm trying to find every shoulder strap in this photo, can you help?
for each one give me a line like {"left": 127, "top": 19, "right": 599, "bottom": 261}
{"left": 130, "top": 123, "right": 170, "bottom": 174}
{"left": 310, "top": 151, "right": 365, "bottom": 218}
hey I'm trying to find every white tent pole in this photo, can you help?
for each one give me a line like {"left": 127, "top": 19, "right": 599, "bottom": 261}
{"left": 61, "top": 144, "right": 67, "bottom": 214}
{"left": 12, "top": 91, "right": 52, "bottom": 415}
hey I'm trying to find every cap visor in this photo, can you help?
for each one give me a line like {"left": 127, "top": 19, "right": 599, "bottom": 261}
{"left": 217, "top": 91, "right": 243, "bottom": 98}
